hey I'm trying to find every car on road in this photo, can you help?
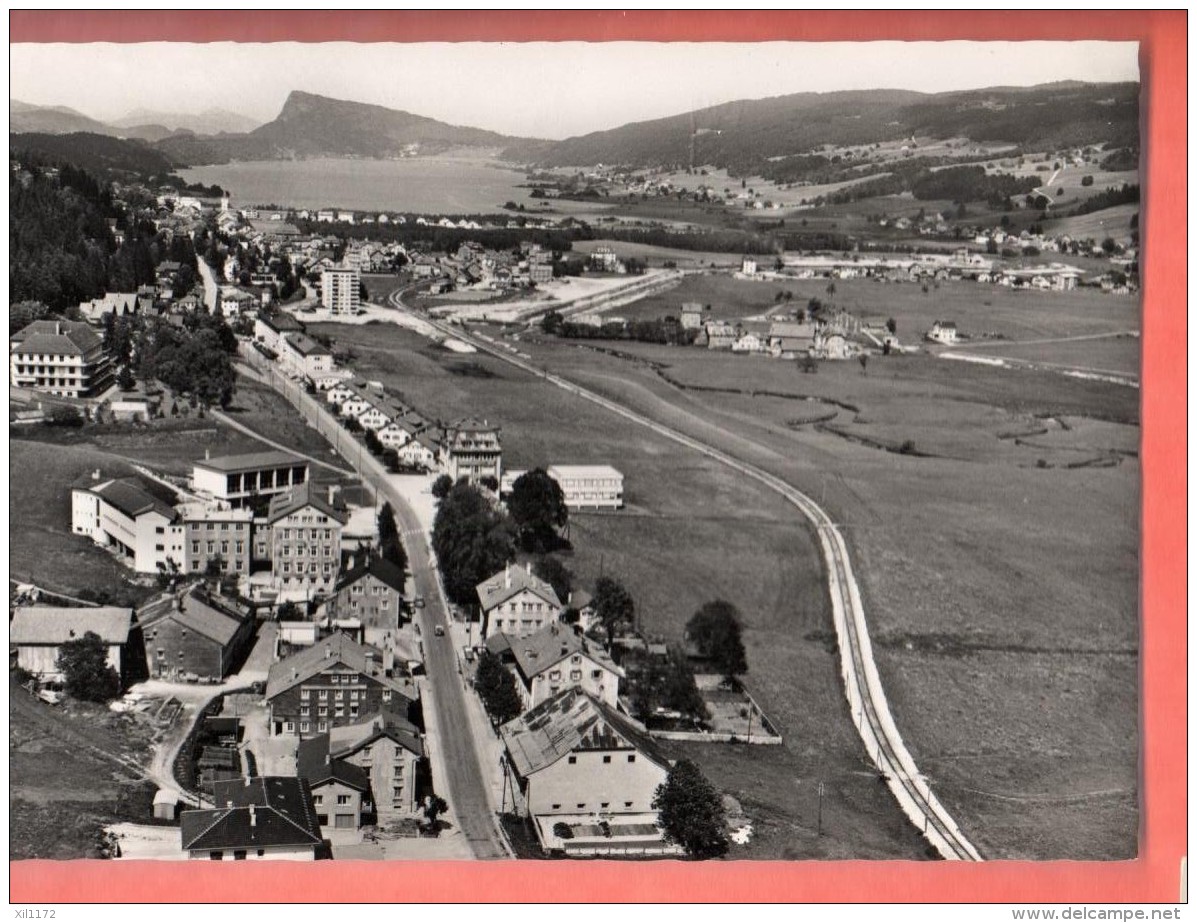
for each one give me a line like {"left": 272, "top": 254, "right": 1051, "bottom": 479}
{"left": 434, "top": 625, "right": 445, "bottom": 637}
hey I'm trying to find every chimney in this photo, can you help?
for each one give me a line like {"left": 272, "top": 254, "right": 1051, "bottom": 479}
{"left": 561, "top": 645, "right": 568, "bottom": 657}
{"left": 505, "top": 564, "right": 511, "bottom": 589}
{"left": 325, "top": 644, "right": 332, "bottom": 659}
{"left": 526, "top": 561, "right": 532, "bottom": 575}
{"left": 324, "top": 753, "right": 331, "bottom": 765}
{"left": 226, "top": 801, "right": 234, "bottom": 808}
{"left": 244, "top": 776, "right": 252, "bottom": 788}
{"left": 292, "top": 667, "right": 298, "bottom": 680}
{"left": 365, "top": 651, "right": 374, "bottom": 672}
{"left": 92, "top": 468, "right": 101, "bottom": 481}
{"left": 205, "top": 448, "right": 210, "bottom": 461}
{"left": 248, "top": 804, "right": 256, "bottom": 827}
{"left": 328, "top": 484, "right": 337, "bottom": 506}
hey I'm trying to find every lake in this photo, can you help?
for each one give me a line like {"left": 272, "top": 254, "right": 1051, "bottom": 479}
{"left": 178, "top": 156, "right": 604, "bottom": 217}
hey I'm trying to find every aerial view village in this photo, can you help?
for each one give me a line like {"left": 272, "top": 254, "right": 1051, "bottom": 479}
{"left": 9, "top": 39, "right": 1142, "bottom": 867}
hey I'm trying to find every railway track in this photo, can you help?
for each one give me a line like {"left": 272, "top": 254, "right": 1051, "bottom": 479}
{"left": 421, "top": 313, "right": 983, "bottom": 860}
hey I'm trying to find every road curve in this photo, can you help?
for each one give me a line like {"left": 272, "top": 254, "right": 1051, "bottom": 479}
{"left": 423, "top": 314, "right": 983, "bottom": 861}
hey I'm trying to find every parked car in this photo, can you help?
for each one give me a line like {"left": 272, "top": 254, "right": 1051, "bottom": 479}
{"left": 434, "top": 625, "right": 445, "bottom": 637}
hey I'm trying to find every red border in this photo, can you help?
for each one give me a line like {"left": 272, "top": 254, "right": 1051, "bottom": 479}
{"left": 9, "top": 10, "right": 1186, "bottom": 904}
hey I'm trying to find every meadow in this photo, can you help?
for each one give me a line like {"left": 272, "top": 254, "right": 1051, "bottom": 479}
{"left": 496, "top": 323, "right": 1139, "bottom": 860}
{"left": 308, "top": 319, "right": 928, "bottom": 859}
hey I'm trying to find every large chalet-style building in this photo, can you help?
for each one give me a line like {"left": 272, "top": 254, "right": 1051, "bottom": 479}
{"left": 486, "top": 622, "right": 622, "bottom": 710}
{"left": 325, "top": 555, "right": 407, "bottom": 646}
{"left": 440, "top": 417, "right": 502, "bottom": 485}
{"left": 263, "top": 482, "right": 348, "bottom": 596}
{"left": 10, "top": 319, "right": 113, "bottom": 398}
{"left": 265, "top": 632, "right": 417, "bottom": 737}
{"left": 477, "top": 563, "right": 563, "bottom": 640}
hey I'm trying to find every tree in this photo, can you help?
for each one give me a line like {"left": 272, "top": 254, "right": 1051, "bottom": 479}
{"left": 652, "top": 759, "right": 728, "bottom": 859}
{"left": 593, "top": 576, "right": 635, "bottom": 639}
{"left": 540, "top": 310, "right": 564, "bottom": 336}
{"left": 532, "top": 555, "right": 573, "bottom": 603}
{"left": 431, "top": 481, "right": 516, "bottom": 606}
{"left": 56, "top": 631, "right": 121, "bottom": 702}
{"left": 1080, "top": 174, "right": 1095, "bottom": 187}
{"left": 46, "top": 405, "right": 85, "bottom": 428}
{"left": 686, "top": 600, "right": 748, "bottom": 679}
{"left": 508, "top": 468, "right": 569, "bottom": 553}
{"left": 885, "top": 317, "right": 897, "bottom": 335}
{"left": 474, "top": 648, "right": 523, "bottom": 725}
{"left": 431, "top": 474, "right": 454, "bottom": 500}
{"left": 825, "top": 282, "right": 836, "bottom": 299}
{"left": 277, "top": 600, "right": 301, "bottom": 621}
{"left": 378, "top": 502, "right": 407, "bottom": 574}
{"left": 117, "top": 364, "right": 136, "bottom": 391}
{"left": 363, "top": 429, "right": 383, "bottom": 455}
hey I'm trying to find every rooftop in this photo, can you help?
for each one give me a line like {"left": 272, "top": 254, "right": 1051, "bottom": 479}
{"left": 488, "top": 622, "right": 622, "bottom": 684}
{"left": 265, "top": 631, "right": 416, "bottom": 701}
{"left": 329, "top": 711, "right": 424, "bottom": 759}
{"left": 476, "top": 563, "right": 562, "bottom": 613}
{"left": 87, "top": 477, "right": 178, "bottom": 522}
{"left": 500, "top": 687, "right": 670, "bottom": 779}
{"left": 335, "top": 555, "right": 406, "bottom": 596}
{"left": 138, "top": 585, "right": 250, "bottom": 646}
{"left": 10, "top": 606, "right": 134, "bottom": 646}
{"left": 266, "top": 481, "right": 348, "bottom": 525}
{"left": 193, "top": 450, "right": 307, "bottom": 474}
{"left": 11, "top": 319, "right": 105, "bottom": 356}
{"left": 547, "top": 464, "right": 624, "bottom": 481}
{"left": 296, "top": 734, "right": 370, "bottom": 792}
{"left": 180, "top": 776, "right": 322, "bottom": 851}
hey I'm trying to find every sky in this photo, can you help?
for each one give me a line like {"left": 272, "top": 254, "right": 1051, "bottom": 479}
{"left": 9, "top": 41, "right": 1139, "bottom": 140}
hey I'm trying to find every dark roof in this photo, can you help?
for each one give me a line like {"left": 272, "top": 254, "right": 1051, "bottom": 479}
{"left": 139, "top": 585, "right": 249, "bottom": 646}
{"left": 11, "top": 319, "right": 104, "bottom": 356}
{"left": 193, "top": 450, "right": 307, "bottom": 474}
{"left": 267, "top": 481, "right": 348, "bottom": 525}
{"left": 501, "top": 687, "right": 670, "bottom": 778}
{"left": 296, "top": 734, "right": 370, "bottom": 792}
{"left": 490, "top": 623, "right": 621, "bottom": 686}
{"left": 266, "top": 631, "right": 415, "bottom": 701}
{"left": 90, "top": 477, "right": 177, "bottom": 521}
{"left": 256, "top": 311, "right": 304, "bottom": 333}
{"left": 329, "top": 711, "right": 424, "bottom": 759}
{"left": 180, "top": 776, "right": 322, "bottom": 851}
{"left": 335, "top": 556, "right": 406, "bottom": 595}
{"left": 10, "top": 606, "right": 133, "bottom": 645}
{"left": 285, "top": 332, "right": 331, "bottom": 357}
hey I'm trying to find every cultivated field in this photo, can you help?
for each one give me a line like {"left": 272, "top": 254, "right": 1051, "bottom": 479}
{"left": 962, "top": 334, "right": 1141, "bottom": 377}
{"left": 570, "top": 238, "right": 744, "bottom": 269}
{"left": 307, "top": 320, "right": 928, "bottom": 859}
{"left": 497, "top": 326, "right": 1139, "bottom": 860}
{"left": 1043, "top": 203, "right": 1140, "bottom": 244}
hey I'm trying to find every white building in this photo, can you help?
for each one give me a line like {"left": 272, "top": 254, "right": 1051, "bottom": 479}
{"left": 10, "top": 319, "right": 113, "bottom": 399}
{"left": 192, "top": 450, "right": 310, "bottom": 509}
{"left": 486, "top": 622, "right": 622, "bottom": 710}
{"left": 926, "top": 320, "right": 959, "bottom": 345}
{"left": 499, "top": 687, "right": 677, "bottom": 857}
{"left": 278, "top": 332, "right": 334, "bottom": 380}
{"left": 71, "top": 475, "right": 184, "bottom": 574}
{"left": 477, "top": 563, "right": 563, "bottom": 639}
{"left": 546, "top": 465, "right": 624, "bottom": 511}
{"left": 321, "top": 267, "right": 361, "bottom": 315}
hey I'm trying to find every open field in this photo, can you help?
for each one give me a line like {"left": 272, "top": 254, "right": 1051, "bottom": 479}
{"left": 10, "top": 439, "right": 165, "bottom": 605}
{"left": 488, "top": 325, "right": 1138, "bottom": 859}
{"left": 1043, "top": 203, "right": 1140, "bottom": 244}
{"left": 10, "top": 678, "right": 160, "bottom": 859}
{"left": 223, "top": 375, "right": 345, "bottom": 468}
{"left": 779, "top": 277, "right": 1140, "bottom": 347}
{"left": 307, "top": 319, "right": 927, "bottom": 859}
{"left": 606, "top": 272, "right": 792, "bottom": 322}
{"left": 962, "top": 334, "right": 1141, "bottom": 377}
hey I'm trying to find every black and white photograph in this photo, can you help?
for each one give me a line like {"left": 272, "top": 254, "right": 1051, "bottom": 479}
{"left": 8, "top": 33, "right": 1141, "bottom": 869}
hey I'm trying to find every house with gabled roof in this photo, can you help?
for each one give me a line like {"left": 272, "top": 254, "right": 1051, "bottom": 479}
{"left": 440, "top": 417, "right": 502, "bottom": 485}
{"left": 264, "top": 481, "right": 349, "bottom": 596}
{"left": 180, "top": 776, "right": 323, "bottom": 860}
{"left": 477, "top": 562, "right": 563, "bottom": 640}
{"left": 499, "top": 687, "right": 677, "bottom": 856}
{"left": 296, "top": 733, "right": 370, "bottom": 829}
{"left": 138, "top": 583, "right": 256, "bottom": 681}
{"left": 326, "top": 555, "right": 407, "bottom": 646}
{"left": 10, "top": 606, "right": 135, "bottom": 684}
{"left": 486, "top": 621, "right": 622, "bottom": 710}
{"left": 328, "top": 711, "right": 425, "bottom": 816}
{"left": 266, "top": 631, "right": 417, "bottom": 737}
